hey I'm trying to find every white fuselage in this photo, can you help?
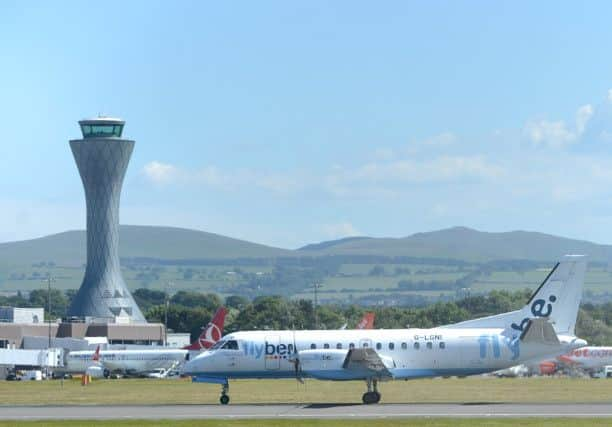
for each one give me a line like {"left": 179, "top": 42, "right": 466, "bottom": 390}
{"left": 560, "top": 346, "right": 612, "bottom": 371}
{"left": 183, "top": 327, "right": 583, "bottom": 381}
{"left": 62, "top": 349, "right": 188, "bottom": 375}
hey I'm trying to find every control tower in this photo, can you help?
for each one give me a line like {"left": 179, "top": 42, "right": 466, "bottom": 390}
{"left": 67, "top": 117, "right": 145, "bottom": 322}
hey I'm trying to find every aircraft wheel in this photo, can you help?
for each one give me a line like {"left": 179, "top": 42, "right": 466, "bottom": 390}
{"left": 362, "top": 392, "right": 379, "bottom": 404}
{"left": 220, "top": 394, "right": 230, "bottom": 405}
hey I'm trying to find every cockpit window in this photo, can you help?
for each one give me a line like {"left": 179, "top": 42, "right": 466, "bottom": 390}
{"left": 222, "top": 340, "right": 239, "bottom": 350}
{"left": 210, "top": 340, "right": 226, "bottom": 350}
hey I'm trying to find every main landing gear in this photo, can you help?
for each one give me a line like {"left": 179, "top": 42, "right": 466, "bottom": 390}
{"left": 362, "top": 378, "right": 381, "bottom": 404}
{"left": 220, "top": 382, "right": 230, "bottom": 405}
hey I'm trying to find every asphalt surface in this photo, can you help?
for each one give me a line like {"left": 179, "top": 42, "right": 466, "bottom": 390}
{"left": 2, "top": 403, "right": 612, "bottom": 420}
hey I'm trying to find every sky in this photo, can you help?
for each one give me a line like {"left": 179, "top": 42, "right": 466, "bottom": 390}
{"left": 3, "top": 1, "right": 612, "bottom": 248}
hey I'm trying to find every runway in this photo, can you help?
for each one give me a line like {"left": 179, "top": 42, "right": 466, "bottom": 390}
{"left": 2, "top": 403, "right": 612, "bottom": 420}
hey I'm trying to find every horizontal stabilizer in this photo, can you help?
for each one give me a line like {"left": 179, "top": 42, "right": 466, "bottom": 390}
{"left": 520, "top": 318, "right": 560, "bottom": 345}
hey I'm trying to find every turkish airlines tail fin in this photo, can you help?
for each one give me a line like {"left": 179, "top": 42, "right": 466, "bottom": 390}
{"left": 92, "top": 345, "right": 100, "bottom": 362}
{"left": 356, "top": 312, "right": 375, "bottom": 329}
{"left": 443, "top": 255, "right": 587, "bottom": 336}
{"left": 184, "top": 307, "right": 227, "bottom": 350}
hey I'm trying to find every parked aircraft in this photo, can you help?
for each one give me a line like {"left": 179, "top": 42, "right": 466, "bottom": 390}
{"left": 339, "top": 312, "right": 375, "bottom": 330}
{"left": 556, "top": 346, "right": 612, "bottom": 374}
{"left": 61, "top": 307, "right": 227, "bottom": 377}
{"left": 183, "top": 256, "right": 588, "bottom": 405}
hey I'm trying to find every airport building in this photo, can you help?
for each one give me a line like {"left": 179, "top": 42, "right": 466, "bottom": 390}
{"left": 67, "top": 117, "right": 145, "bottom": 322}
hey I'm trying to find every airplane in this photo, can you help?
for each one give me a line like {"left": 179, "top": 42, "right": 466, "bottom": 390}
{"left": 60, "top": 307, "right": 227, "bottom": 378}
{"left": 555, "top": 346, "right": 612, "bottom": 374}
{"left": 183, "top": 255, "right": 588, "bottom": 405}
{"left": 356, "top": 312, "right": 375, "bottom": 330}
{"left": 339, "top": 312, "right": 375, "bottom": 330}
{"left": 184, "top": 307, "right": 228, "bottom": 351}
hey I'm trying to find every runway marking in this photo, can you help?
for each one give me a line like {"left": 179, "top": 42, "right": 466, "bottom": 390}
{"left": 3, "top": 403, "right": 612, "bottom": 420}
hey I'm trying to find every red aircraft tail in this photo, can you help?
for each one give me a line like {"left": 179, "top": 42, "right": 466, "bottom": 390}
{"left": 356, "top": 312, "right": 375, "bottom": 329}
{"left": 92, "top": 345, "right": 100, "bottom": 361}
{"left": 184, "top": 307, "right": 227, "bottom": 350}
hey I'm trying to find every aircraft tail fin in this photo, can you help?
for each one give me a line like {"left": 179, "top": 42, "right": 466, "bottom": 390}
{"left": 443, "top": 255, "right": 587, "bottom": 336}
{"left": 356, "top": 312, "right": 375, "bottom": 330}
{"left": 92, "top": 345, "right": 100, "bottom": 362}
{"left": 184, "top": 307, "right": 227, "bottom": 350}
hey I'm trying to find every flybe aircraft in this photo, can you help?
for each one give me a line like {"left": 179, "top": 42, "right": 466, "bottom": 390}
{"left": 183, "top": 256, "right": 588, "bottom": 405}
{"left": 61, "top": 307, "right": 227, "bottom": 377}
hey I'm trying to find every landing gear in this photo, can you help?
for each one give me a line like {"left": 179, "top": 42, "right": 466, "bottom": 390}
{"left": 220, "top": 382, "right": 230, "bottom": 405}
{"left": 362, "top": 378, "right": 381, "bottom": 404}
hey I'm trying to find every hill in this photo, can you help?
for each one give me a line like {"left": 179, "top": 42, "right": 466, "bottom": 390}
{"left": 0, "top": 225, "right": 293, "bottom": 267}
{"left": 1, "top": 225, "right": 611, "bottom": 268}
{"left": 300, "top": 227, "right": 612, "bottom": 263}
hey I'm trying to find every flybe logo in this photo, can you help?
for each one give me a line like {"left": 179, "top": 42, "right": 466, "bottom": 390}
{"left": 511, "top": 294, "right": 557, "bottom": 333}
{"left": 243, "top": 341, "right": 295, "bottom": 359}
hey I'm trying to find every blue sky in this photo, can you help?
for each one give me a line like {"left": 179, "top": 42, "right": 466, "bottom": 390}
{"left": 3, "top": 1, "right": 612, "bottom": 248}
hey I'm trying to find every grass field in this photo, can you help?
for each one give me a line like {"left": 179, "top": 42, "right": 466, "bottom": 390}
{"left": 2, "top": 420, "right": 612, "bottom": 427}
{"left": 1, "top": 377, "right": 612, "bottom": 406}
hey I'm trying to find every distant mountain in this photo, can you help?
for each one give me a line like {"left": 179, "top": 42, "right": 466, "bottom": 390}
{"left": 0, "top": 225, "right": 293, "bottom": 267}
{"left": 299, "top": 236, "right": 372, "bottom": 251}
{"left": 0, "top": 225, "right": 610, "bottom": 267}
{"left": 298, "top": 226, "right": 612, "bottom": 263}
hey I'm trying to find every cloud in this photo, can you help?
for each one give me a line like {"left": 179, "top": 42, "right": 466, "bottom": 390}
{"left": 524, "top": 104, "right": 593, "bottom": 148}
{"left": 576, "top": 104, "right": 594, "bottom": 134}
{"left": 143, "top": 162, "right": 301, "bottom": 194}
{"left": 143, "top": 161, "right": 179, "bottom": 184}
{"left": 321, "top": 222, "right": 361, "bottom": 239}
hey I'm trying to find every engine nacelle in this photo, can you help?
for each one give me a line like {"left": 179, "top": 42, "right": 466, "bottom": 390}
{"left": 85, "top": 365, "right": 104, "bottom": 378}
{"left": 298, "top": 349, "right": 362, "bottom": 380}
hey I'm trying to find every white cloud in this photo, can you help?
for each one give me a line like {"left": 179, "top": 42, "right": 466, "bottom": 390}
{"left": 347, "top": 156, "right": 504, "bottom": 183}
{"left": 321, "top": 222, "right": 361, "bottom": 239}
{"left": 524, "top": 104, "right": 593, "bottom": 148}
{"left": 524, "top": 120, "right": 576, "bottom": 148}
{"left": 143, "top": 161, "right": 179, "bottom": 184}
{"left": 576, "top": 104, "right": 594, "bottom": 134}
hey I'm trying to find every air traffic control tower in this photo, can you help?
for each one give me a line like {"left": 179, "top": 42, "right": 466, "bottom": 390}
{"left": 67, "top": 117, "right": 145, "bottom": 322}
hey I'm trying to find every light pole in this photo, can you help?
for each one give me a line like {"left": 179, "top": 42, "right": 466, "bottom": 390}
{"left": 42, "top": 275, "right": 55, "bottom": 380}
{"left": 42, "top": 276, "right": 55, "bottom": 349}
{"left": 164, "top": 282, "right": 173, "bottom": 347}
{"left": 313, "top": 283, "right": 323, "bottom": 329}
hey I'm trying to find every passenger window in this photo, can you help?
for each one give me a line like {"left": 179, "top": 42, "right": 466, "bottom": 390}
{"left": 401, "top": 342, "right": 407, "bottom": 350}
{"left": 324, "top": 343, "right": 330, "bottom": 349}
{"left": 439, "top": 342, "right": 446, "bottom": 349}
{"left": 310, "top": 343, "right": 317, "bottom": 350}
{"left": 376, "top": 343, "right": 382, "bottom": 350}
{"left": 362, "top": 342, "right": 369, "bottom": 348}
{"left": 426, "top": 342, "right": 433, "bottom": 350}
{"left": 414, "top": 342, "right": 420, "bottom": 350}
{"left": 349, "top": 343, "right": 355, "bottom": 349}
{"left": 336, "top": 343, "right": 342, "bottom": 349}
{"left": 389, "top": 343, "right": 395, "bottom": 350}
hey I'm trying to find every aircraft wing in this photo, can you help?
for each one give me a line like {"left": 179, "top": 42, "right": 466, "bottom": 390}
{"left": 342, "top": 348, "right": 394, "bottom": 378}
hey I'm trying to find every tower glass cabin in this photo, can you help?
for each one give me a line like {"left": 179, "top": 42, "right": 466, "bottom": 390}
{"left": 67, "top": 117, "right": 145, "bottom": 322}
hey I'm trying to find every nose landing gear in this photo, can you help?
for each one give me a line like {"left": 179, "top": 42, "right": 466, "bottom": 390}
{"left": 362, "top": 378, "right": 381, "bottom": 404}
{"left": 220, "top": 382, "right": 230, "bottom": 405}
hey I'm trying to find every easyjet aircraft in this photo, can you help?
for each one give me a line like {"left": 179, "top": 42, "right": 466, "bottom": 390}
{"left": 183, "top": 256, "right": 588, "bottom": 405}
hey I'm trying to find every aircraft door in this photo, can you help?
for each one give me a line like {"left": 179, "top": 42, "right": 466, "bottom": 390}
{"left": 265, "top": 335, "right": 280, "bottom": 370}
